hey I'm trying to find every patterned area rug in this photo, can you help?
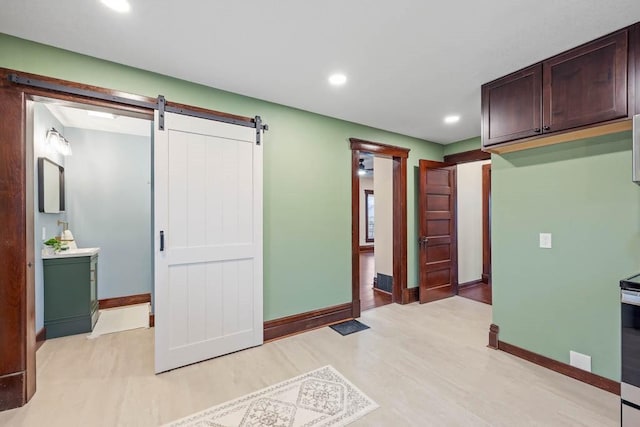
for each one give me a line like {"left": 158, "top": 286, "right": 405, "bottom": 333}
{"left": 164, "top": 366, "right": 378, "bottom": 427}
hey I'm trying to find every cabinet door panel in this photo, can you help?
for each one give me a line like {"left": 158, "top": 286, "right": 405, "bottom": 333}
{"left": 482, "top": 64, "right": 542, "bottom": 146}
{"left": 543, "top": 29, "right": 628, "bottom": 132}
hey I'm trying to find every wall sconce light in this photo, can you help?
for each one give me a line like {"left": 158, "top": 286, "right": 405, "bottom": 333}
{"left": 46, "top": 128, "right": 72, "bottom": 156}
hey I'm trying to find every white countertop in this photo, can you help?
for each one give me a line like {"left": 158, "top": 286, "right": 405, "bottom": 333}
{"left": 42, "top": 247, "right": 100, "bottom": 259}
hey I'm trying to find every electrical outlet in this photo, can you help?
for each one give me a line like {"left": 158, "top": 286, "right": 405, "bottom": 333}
{"left": 539, "top": 233, "right": 552, "bottom": 249}
{"left": 570, "top": 351, "right": 591, "bottom": 372}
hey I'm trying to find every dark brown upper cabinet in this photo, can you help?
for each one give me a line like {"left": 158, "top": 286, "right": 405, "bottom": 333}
{"left": 482, "top": 65, "right": 542, "bottom": 146}
{"left": 481, "top": 26, "right": 633, "bottom": 150}
{"left": 543, "top": 29, "right": 628, "bottom": 133}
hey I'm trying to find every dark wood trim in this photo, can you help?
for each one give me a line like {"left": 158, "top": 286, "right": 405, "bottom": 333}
{"left": 98, "top": 293, "right": 151, "bottom": 310}
{"left": 443, "top": 149, "right": 490, "bottom": 164}
{"left": 402, "top": 286, "right": 419, "bottom": 304}
{"left": 393, "top": 156, "right": 409, "bottom": 304}
{"left": 349, "top": 138, "right": 410, "bottom": 158}
{"left": 351, "top": 149, "right": 362, "bottom": 318}
{"left": 149, "top": 314, "right": 155, "bottom": 328}
{"left": 364, "top": 189, "right": 374, "bottom": 243}
{"left": 0, "top": 84, "right": 30, "bottom": 412}
{"left": 0, "top": 373, "right": 25, "bottom": 410}
{"left": 498, "top": 340, "right": 620, "bottom": 395}
{"left": 263, "top": 303, "right": 353, "bottom": 342}
{"left": 487, "top": 324, "right": 619, "bottom": 395}
{"left": 35, "top": 328, "right": 46, "bottom": 352}
{"left": 350, "top": 138, "right": 410, "bottom": 312}
{"left": 488, "top": 324, "right": 499, "bottom": 349}
{"left": 482, "top": 163, "right": 491, "bottom": 284}
{"left": 458, "top": 279, "right": 484, "bottom": 288}
{"left": 359, "top": 245, "right": 374, "bottom": 253}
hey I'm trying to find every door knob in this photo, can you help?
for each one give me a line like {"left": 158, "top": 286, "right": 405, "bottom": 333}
{"left": 418, "top": 236, "right": 429, "bottom": 245}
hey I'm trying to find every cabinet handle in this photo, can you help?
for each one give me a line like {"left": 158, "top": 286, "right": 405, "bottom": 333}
{"left": 533, "top": 128, "right": 541, "bottom": 133}
{"left": 543, "top": 125, "right": 551, "bottom": 131}
{"left": 160, "top": 231, "right": 165, "bottom": 252}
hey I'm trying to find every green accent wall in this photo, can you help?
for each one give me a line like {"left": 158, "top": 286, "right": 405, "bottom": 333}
{"left": 492, "top": 131, "right": 640, "bottom": 381}
{"left": 0, "top": 33, "right": 443, "bottom": 320}
{"left": 443, "top": 136, "right": 481, "bottom": 156}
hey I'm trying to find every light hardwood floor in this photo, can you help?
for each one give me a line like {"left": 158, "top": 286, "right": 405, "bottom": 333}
{"left": 0, "top": 297, "right": 618, "bottom": 426}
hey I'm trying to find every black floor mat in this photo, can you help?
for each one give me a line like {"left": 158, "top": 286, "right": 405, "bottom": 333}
{"left": 329, "top": 319, "right": 370, "bottom": 336}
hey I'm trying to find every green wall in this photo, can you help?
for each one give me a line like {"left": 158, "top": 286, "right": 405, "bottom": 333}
{"left": 0, "top": 33, "right": 443, "bottom": 320}
{"left": 443, "top": 136, "right": 481, "bottom": 156}
{"left": 492, "top": 132, "right": 640, "bottom": 380}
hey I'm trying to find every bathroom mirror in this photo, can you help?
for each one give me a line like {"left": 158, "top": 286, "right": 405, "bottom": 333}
{"left": 38, "top": 157, "right": 65, "bottom": 213}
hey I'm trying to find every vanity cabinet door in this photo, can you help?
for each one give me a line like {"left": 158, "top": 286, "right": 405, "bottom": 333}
{"left": 542, "top": 29, "right": 628, "bottom": 133}
{"left": 481, "top": 64, "right": 542, "bottom": 146}
{"left": 43, "top": 256, "right": 96, "bottom": 338}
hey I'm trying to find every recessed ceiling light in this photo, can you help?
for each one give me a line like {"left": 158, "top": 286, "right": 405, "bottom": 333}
{"left": 328, "top": 73, "right": 347, "bottom": 86}
{"left": 88, "top": 110, "right": 116, "bottom": 119}
{"left": 100, "top": 0, "right": 131, "bottom": 13}
{"left": 444, "top": 115, "right": 460, "bottom": 124}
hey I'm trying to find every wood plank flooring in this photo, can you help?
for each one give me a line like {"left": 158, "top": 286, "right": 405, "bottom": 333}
{"left": 458, "top": 281, "right": 493, "bottom": 305}
{"left": 360, "top": 251, "right": 392, "bottom": 311}
{"left": 0, "top": 297, "right": 618, "bottom": 426}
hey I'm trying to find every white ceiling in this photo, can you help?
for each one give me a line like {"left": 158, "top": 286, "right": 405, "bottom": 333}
{"left": 44, "top": 103, "right": 151, "bottom": 136}
{"left": 4, "top": 1, "right": 640, "bottom": 144}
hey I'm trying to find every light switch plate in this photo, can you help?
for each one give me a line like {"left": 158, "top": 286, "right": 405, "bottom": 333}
{"left": 42, "top": 227, "right": 46, "bottom": 241}
{"left": 539, "top": 233, "right": 552, "bottom": 249}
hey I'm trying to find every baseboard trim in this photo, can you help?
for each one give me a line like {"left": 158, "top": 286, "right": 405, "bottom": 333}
{"left": 359, "top": 245, "right": 374, "bottom": 253}
{"left": 263, "top": 302, "right": 353, "bottom": 342}
{"left": 0, "top": 372, "right": 25, "bottom": 411}
{"left": 402, "top": 286, "right": 419, "bottom": 304}
{"left": 488, "top": 324, "right": 619, "bottom": 395}
{"left": 99, "top": 293, "right": 151, "bottom": 310}
{"left": 458, "top": 279, "right": 483, "bottom": 288}
{"left": 35, "top": 327, "right": 46, "bottom": 352}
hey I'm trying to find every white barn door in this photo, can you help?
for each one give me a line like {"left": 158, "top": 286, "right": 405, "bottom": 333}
{"left": 154, "top": 111, "right": 263, "bottom": 373}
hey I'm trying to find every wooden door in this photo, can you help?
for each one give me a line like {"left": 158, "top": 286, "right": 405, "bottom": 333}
{"left": 154, "top": 111, "right": 263, "bottom": 373}
{"left": 481, "top": 64, "right": 542, "bottom": 146}
{"left": 543, "top": 29, "right": 628, "bottom": 133}
{"left": 418, "top": 160, "right": 457, "bottom": 303}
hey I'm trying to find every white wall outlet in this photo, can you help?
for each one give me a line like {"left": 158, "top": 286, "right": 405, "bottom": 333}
{"left": 570, "top": 350, "right": 591, "bottom": 372}
{"left": 42, "top": 227, "right": 46, "bottom": 241}
{"left": 539, "top": 232, "right": 552, "bottom": 249}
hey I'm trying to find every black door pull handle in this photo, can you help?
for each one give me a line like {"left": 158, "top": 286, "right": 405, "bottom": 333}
{"left": 160, "top": 231, "right": 165, "bottom": 251}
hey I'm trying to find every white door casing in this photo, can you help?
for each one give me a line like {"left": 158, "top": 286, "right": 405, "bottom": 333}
{"left": 154, "top": 111, "right": 263, "bottom": 373}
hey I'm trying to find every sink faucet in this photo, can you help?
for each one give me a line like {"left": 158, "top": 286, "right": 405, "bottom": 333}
{"left": 57, "top": 220, "right": 69, "bottom": 232}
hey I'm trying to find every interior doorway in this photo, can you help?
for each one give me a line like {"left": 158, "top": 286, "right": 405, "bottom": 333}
{"left": 349, "top": 138, "right": 410, "bottom": 317}
{"left": 441, "top": 149, "right": 492, "bottom": 305}
{"left": 0, "top": 68, "right": 267, "bottom": 410}
{"left": 356, "top": 154, "right": 392, "bottom": 311}
{"left": 28, "top": 97, "right": 153, "bottom": 352}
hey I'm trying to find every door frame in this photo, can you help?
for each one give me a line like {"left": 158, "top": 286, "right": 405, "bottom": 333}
{"left": 482, "top": 163, "right": 491, "bottom": 283}
{"left": 349, "top": 138, "right": 410, "bottom": 317}
{"left": 443, "top": 148, "right": 492, "bottom": 287}
{"left": 0, "top": 67, "right": 257, "bottom": 410}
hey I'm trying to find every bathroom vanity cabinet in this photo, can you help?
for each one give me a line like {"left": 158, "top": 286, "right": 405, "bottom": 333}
{"left": 43, "top": 253, "right": 99, "bottom": 338}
